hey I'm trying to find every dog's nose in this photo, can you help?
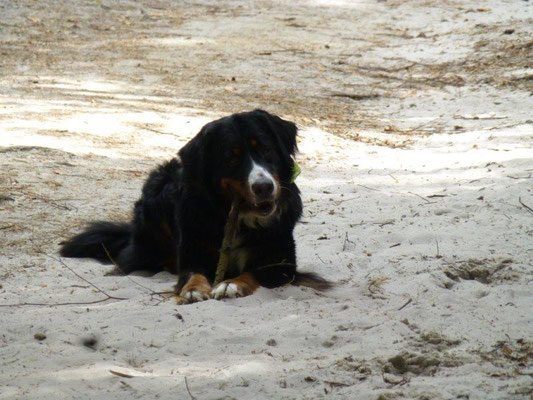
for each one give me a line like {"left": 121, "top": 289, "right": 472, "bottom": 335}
{"left": 252, "top": 179, "right": 274, "bottom": 199}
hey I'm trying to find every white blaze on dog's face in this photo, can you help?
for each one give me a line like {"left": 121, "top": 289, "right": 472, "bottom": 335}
{"left": 241, "top": 160, "right": 280, "bottom": 226}
{"left": 248, "top": 161, "right": 279, "bottom": 198}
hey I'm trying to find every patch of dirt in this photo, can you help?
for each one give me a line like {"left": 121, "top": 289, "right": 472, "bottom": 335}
{"left": 381, "top": 324, "right": 465, "bottom": 378}
{"left": 1, "top": 0, "right": 531, "bottom": 147}
{"left": 444, "top": 258, "right": 515, "bottom": 285}
{"left": 0, "top": 146, "right": 140, "bottom": 258}
{"left": 333, "top": 355, "right": 372, "bottom": 378}
{"left": 482, "top": 339, "right": 533, "bottom": 370}
{"left": 385, "top": 352, "right": 442, "bottom": 376}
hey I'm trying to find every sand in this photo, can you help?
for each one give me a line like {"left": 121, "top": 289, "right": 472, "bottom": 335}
{"left": 1, "top": 0, "right": 532, "bottom": 399}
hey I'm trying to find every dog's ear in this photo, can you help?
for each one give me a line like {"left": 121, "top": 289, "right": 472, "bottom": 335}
{"left": 254, "top": 109, "right": 298, "bottom": 156}
{"left": 178, "top": 127, "right": 207, "bottom": 184}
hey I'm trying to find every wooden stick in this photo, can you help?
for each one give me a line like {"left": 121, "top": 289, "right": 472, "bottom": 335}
{"left": 184, "top": 376, "right": 196, "bottom": 400}
{"left": 0, "top": 298, "right": 123, "bottom": 308}
{"left": 109, "top": 370, "right": 135, "bottom": 378}
{"left": 102, "top": 244, "right": 161, "bottom": 297}
{"left": 518, "top": 197, "right": 533, "bottom": 215}
{"left": 397, "top": 297, "right": 412, "bottom": 311}
{"left": 50, "top": 255, "right": 127, "bottom": 300}
{"left": 214, "top": 199, "right": 241, "bottom": 285}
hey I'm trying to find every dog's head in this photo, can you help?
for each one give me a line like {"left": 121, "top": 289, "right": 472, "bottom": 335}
{"left": 179, "top": 110, "right": 298, "bottom": 223}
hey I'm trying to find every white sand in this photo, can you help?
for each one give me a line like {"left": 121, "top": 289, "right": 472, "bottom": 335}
{"left": 1, "top": 0, "right": 532, "bottom": 399}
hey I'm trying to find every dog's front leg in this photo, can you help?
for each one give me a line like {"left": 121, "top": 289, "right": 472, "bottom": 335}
{"left": 174, "top": 231, "right": 220, "bottom": 304}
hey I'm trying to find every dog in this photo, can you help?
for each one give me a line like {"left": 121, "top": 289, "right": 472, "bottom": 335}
{"left": 60, "top": 110, "right": 330, "bottom": 303}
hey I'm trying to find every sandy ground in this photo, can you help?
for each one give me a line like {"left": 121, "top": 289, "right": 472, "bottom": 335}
{"left": 1, "top": 0, "right": 532, "bottom": 399}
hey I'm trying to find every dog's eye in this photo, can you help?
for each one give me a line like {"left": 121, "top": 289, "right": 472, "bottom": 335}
{"left": 229, "top": 155, "right": 241, "bottom": 166}
{"left": 229, "top": 147, "right": 242, "bottom": 167}
{"left": 262, "top": 147, "right": 273, "bottom": 162}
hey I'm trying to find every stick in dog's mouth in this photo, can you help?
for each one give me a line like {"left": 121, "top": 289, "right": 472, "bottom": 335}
{"left": 253, "top": 201, "right": 276, "bottom": 215}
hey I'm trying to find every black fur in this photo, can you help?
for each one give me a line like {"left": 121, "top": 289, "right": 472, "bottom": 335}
{"left": 60, "top": 110, "right": 330, "bottom": 292}
{"left": 59, "top": 221, "right": 130, "bottom": 263}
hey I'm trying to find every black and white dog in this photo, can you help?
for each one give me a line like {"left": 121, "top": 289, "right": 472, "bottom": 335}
{"left": 60, "top": 110, "right": 330, "bottom": 303}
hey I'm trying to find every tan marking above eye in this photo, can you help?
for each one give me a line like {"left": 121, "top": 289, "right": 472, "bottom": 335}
{"left": 232, "top": 147, "right": 242, "bottom": 155}
{"left": 250, "top": 139, "right": 258, "bottom": 147}
{"left": 220, "top": 178, "right": 247, "bottom": 198}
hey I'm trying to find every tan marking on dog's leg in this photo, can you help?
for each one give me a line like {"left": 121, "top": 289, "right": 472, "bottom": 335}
{"left": 211, "top": 272, "right": 260, "bottom": 300}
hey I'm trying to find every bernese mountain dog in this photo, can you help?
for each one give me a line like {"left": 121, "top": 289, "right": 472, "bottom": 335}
{"left": 60, "top": 110, "right": 330, "bottom": 303}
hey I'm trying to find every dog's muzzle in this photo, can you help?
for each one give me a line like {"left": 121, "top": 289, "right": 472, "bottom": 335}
{"left": 247, "top": 163, "right": 279, "bottom": 216}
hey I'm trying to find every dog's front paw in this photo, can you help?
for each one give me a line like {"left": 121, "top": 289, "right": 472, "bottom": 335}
{"left": 175, "top": 273, "right": 212, "bottom": 304}
{"left": 211, "top": 273, "right": 259, "bottom": 300}
{"left": 180, "top": 287, "right": 211, "bottom": 302}
{"left": 211, "top": 281, "right": 243, "bottom": 299}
